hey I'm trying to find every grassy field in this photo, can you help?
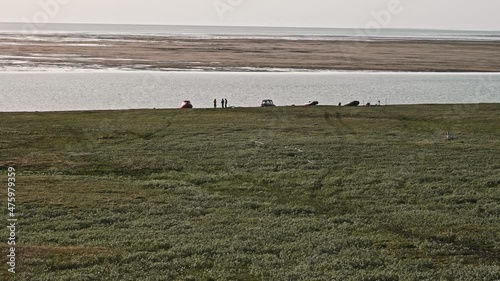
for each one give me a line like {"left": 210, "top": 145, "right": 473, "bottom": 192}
{"left": 1, "top": 104, "right": 499, "bottom": 280}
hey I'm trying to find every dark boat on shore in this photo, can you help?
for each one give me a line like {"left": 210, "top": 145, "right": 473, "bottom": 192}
{"left": 345, "top": 100, "right": 360, "bottom": 107}
{"left": 305, "top": 101, "right": 319, "bottom": 106}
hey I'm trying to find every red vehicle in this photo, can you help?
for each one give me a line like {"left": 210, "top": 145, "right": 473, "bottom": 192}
{"left": 180, "top": 100, "right": 193, "bottom": 109}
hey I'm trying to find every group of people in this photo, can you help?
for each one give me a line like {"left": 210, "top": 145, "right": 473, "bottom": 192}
{"left": 214, "top": 98, "right": 229, "bottom": 109}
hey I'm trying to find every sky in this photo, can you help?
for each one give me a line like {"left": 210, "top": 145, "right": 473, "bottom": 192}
{"left": 1, "top": 0, "right": 500, "bottom": 31}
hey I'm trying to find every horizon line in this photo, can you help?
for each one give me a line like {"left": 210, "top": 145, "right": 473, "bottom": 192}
{"left": 1, "top": 21, "right": 499, "bottom": 33}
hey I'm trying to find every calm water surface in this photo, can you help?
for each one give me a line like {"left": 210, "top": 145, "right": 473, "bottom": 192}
{"left": 1, "top": 72, "right": 499, "bottom": 112}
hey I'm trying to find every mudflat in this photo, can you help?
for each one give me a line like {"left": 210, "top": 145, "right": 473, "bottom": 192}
{"left": 1, "top": 33, "right": 500, "bottom": 71}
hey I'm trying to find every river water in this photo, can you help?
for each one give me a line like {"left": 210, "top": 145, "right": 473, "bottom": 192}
{"left": 1, "top": 71, "right": 499, "bottom": 112}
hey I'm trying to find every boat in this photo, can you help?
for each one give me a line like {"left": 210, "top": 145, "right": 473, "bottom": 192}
{"left": 180, "top": 101, "right": 193, "bottom": 108}
{"left": 345, "top": 100, "right": 360, "bottom": 107}
{"left": 305, "top": 101, "right": 319, "bottom": 106}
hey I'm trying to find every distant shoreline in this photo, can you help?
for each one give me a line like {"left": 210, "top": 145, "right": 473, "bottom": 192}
{"left": 2, "top": 22, "right": 500, "bottom": 37}
{"left": 2, "top": 104, "right": 500, "bottom": 114}
{"left": 1, "top": 32, "right": 500, "bottom": 72}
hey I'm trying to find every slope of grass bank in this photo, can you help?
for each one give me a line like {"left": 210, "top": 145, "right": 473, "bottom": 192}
{"left": 1, "top": 104, "right": 499, "bottom": 280}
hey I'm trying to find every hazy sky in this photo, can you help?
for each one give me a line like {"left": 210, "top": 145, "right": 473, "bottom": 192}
{"left": 2, "top": 0, "right": 500, "bottom": 30}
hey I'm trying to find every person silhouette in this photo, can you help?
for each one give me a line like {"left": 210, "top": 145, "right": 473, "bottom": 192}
{"left": 224, "top": 98, "right": 228, "bottom": 108}
{"left": 221, "top": 98, "right": 225, "bottom": 108}
{"left": 213, "top": 99, "right": 217, "bottom": 109}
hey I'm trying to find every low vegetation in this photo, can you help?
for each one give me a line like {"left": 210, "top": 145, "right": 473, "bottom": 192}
{"left": 1, "top": 104, "right": 499, "bottom": 280}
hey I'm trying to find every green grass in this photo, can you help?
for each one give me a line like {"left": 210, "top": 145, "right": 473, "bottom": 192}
{"left": 1, "top": 104, "right": 499, "bottom": 280}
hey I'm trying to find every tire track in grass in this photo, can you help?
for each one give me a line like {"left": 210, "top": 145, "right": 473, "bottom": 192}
{"left": 385, "top": 225, "right": 500, "bottom": 263}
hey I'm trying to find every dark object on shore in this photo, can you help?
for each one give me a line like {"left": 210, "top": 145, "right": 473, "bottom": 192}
{"left": 180, "top": 101, "right": 193, "bottom": 109}
{"left": 305, "top": 101, "right": 319, "bottom": 107}
{"left": 261, "top": 99, "right": 276, "bottom": 107}
{"left": 338, "top": 102, "right": 342, "bottom": 106}
{"left": 345, "top": 101, "right": 360, "bottom": 107}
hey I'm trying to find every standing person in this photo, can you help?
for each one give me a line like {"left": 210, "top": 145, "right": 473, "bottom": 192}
{"left": 213, "top": 99, "right": 217, "bottom": 109}
{"left": 224, "top": 98, "right": 228, "bottom": 108}
{"left": 221, "top": 98, "right": 225, "bottom": 109}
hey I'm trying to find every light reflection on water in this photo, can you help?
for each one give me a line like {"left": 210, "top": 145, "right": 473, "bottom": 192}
{"left": 0, "top": 71, "right": 499, "bottom": 112}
